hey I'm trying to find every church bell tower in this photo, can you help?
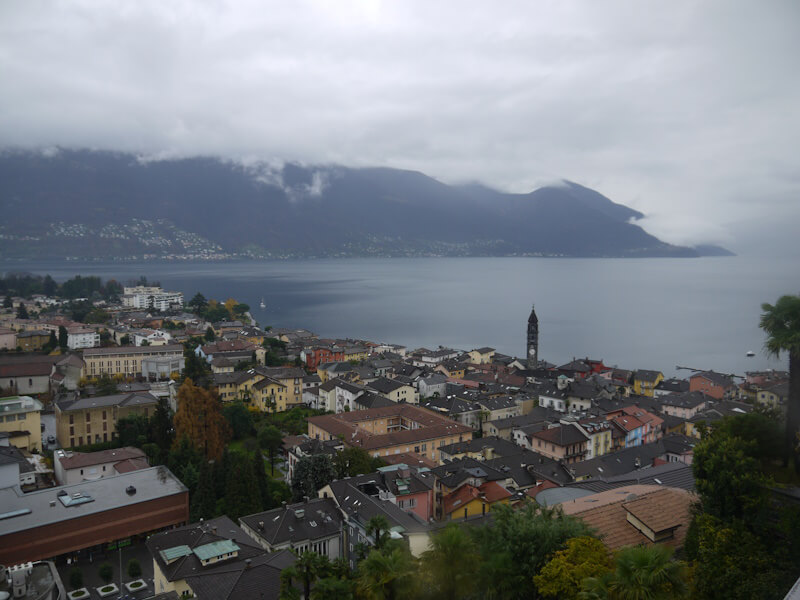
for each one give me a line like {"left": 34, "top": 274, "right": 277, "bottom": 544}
{"left": 527, "top": 304, "right": 539, "bottom": 369}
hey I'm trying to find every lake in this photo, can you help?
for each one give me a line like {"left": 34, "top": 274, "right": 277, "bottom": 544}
{"left": 2, "top": 256, "right": 797, "bottom": 377}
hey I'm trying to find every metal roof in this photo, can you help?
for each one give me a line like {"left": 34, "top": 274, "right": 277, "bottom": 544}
{"left": 159, "top": 545, "right": 192, "bottom": 563}
{"left": 193, "top": 540, "right": 240, "bottom": 561}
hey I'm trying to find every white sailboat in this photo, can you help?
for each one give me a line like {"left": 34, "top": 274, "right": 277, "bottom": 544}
{"left": 259, "top": 297, "right": 266, "bottom": 309}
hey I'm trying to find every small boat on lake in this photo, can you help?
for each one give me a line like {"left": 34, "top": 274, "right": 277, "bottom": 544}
{"left": 259, "top": 297, "right": 266, "bottom": 309}
{"left": 746, "top": 350, "right": 755, "bottom": 357}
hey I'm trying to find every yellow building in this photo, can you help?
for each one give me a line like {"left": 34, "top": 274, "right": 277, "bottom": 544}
{"left": 467, "top": 347, "right": 496, "bottom": 365}
{"left": 54, "top": 391, "right": 158, "bottom": 448}
{"left": 307, "top": 404, "right": 473, "bottom": 464}
{"left": 633, "top": 370, "right": 663, "bottom": 397}
{"left": 213, "top": 367, "right": 302, "bottom": 412}
{"left": 441, "top": 481, "right": 511, "bottom": 521}
{"left": 83, "top": 344, "right": 184, "bottom": 378}
{"left": 343, "top": 346, "right": 369, "bottom": 362}
{"left": 577, "top": 419, "right": 613, "bottom": 458}
{"left": 435, "top": 361, "right": 466, "bottom": 380}
{"left": 0, "top": 395, "right": 43, "bottom": 451}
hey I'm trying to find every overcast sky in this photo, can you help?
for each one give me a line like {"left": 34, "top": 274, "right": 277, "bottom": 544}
{"left": 2, "top": 1, "right": 799, "bottom": 254}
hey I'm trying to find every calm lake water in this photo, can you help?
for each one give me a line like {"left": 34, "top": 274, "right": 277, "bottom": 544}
{"left": 2, "top": 257, "right": 797, "bottom": 377}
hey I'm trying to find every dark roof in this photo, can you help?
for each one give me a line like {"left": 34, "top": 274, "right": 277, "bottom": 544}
{"left": 691, "top": 370, "right": 735, "bottom": 388}
{"left": 568, "top": 441, "right": 670, "bottom": 480}
{"left": 354, "top": 392, "right": 396, "bottom": 410}
{"left": 326, "top": 478, "right": 428, "bottom": 533}
{"left": 185, "top": 550, "right": 289, "bottom": 600}
{"left": 431, "top": 457, "right": 506, "bottom": 489}
{"left": 634, "top": 370, "right": 663, "bottom": 383}
{"left": 568, "top": 461, "right": 696, "bottom": 493}
{"left": 485, "top": 448, "right": 572, "bottom": 486}
{"left": 57, "top": 391, "right": 159, "bottom": 412}
{"left": 530, "top": 424, "right": 589, "bottom": 447}
{"left": 367, "top": 377, "right": 408, "bottom": 394}
{"left": 57, "top": 446, "right": 146, "bottom": 470}
{"left": 661, "top": 391, "right": 708, "bottom": 409}
{"left": 655, "top": 378, "right": 690, "bottom": 393}
{"left": 256, "top": 366, "right": 306, "bottom": 380}
{"left": 439, "top": 436, "right": 522, "bottom": 459}
{"left": 240, "top": 498, "right": 342, "bottom": 546}
{"left": 0, "top": 444, "right": 34, "bottom": 474}
{"left": 487, "top": 407, "right": 559, "bottom": 431}
{"left": 146, "top": 516, "right": 264, "bottom": 584}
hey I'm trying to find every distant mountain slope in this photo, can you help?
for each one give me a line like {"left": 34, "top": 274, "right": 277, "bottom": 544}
{"left": 0, "top": 149, "right": 724, "bottom": 259}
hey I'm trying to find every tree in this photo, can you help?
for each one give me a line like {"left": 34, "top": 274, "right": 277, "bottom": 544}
{"left": 534, "top": 536, "right": 611, "bottom": 600}
{"left": 222, "top": 451, "right": 262, "bottom": 520}
{"left": 205, "top": 326, "right": 216, "bottom": 342}
{"left": 333, "top": 446, "right": 385, "bottom": 479}
{"left": 69, "top": 567, "right": 83, "bottom": 591}
{"left": 188, "top": 292, "right": 208, "bottom": 313}
{"left": 46, "top": 330, "right": 57, "bottom": 351}
{"left": 420, "top": 523, "right": 480, "bottom": 600}
{"left": 580, "top": 545, "right": 687, "bottom": 600}
{"left": 293, "top": 551, "right": 329, "bottom": 600}
{"left": 127, "top": 558, "right": 142, "bottom": 580}
{"left": 693, "top": 432, "right": 769, "bottom": 524}
{"left": 223, "top": 401, "right": 255, "bottom": 440}
{"left": 150, "top": 397, "right": 174, "bottom": 450}
{"left": 291, "top": 454, "right": 335, "bottom": 501}
{"left": 366, "top": 515, "right": 390, "bottom": 550}
{"left": 252, "top": 450, "right": 270, "bottom": 509}
{"left": 116, "top": 414, "right": 150, "bottom": 447}
{"left": 311, "top": 577, "right": 354, "bottom": 600}
{"left": 258, "top": 424, "right": 284, "bottom": 475}
{"left": 472, "top": 503, "right": 592, "bottom": 600}
{"left": 98, "top": 562, "right": 114, "bottom": 585}
{"left": 42, "top": 274, "right": 57, "bottom": 296}
{"left": 120, "top": 334, "right": 132, "bottom": 346}
{"left": 688, "top": 514, "right": 793, "bottom": 600}
{"left": 16, "top": 303, "right": 29, "bottom": 319}
{"left": 357, "top": 546, "right": 417, "bottom": 600}
{"left": 173, "top": 379, "right": 231, "bottom": 460}
{"left": 3, "top": 295, "right": 13, "bottom": 309}
{"left": 191, "top": 459, "right": 218, "bottom": 522}
{"left": 58, "top": 325, "right": 68, "bottom": 349}
{"left": 760, "top": 294, "right": 800, "bottom": 471}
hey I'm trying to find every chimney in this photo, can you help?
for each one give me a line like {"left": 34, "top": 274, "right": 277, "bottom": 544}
{"left": 245, "top": 559, "right": 252, "bottom": 569}
{"left": 464, "top": 507, "right": 468, "bottom": 520}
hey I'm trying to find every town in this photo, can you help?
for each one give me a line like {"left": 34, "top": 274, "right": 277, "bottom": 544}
{"left": 0, "top": 273, "right": 797, "bottom": 600}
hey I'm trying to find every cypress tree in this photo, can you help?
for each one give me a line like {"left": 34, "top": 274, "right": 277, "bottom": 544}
{"left": 190, "top": 460, "right": 217, "bottom": 522}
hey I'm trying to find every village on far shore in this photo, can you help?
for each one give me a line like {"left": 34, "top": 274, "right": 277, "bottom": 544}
{"left": 0, "top": 277, "right": 791, "bottom": 600}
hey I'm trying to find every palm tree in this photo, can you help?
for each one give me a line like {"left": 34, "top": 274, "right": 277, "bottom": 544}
{"left": 760, "top": 294, "right": 800, "bottom": 472}
{"left": 420, "top": 523, "right": 480, "bottom": 600}
{"left": 580, "top": 545, "right": 687, "bottom": 600}
{"left": 366, "top": 515, "right": 390, "bottom": 550}
{"left": 292, "top": 551, "right": 329, "bottom": 600}
{"left": 357, "top": 546, "right": 416, "bottom": 600}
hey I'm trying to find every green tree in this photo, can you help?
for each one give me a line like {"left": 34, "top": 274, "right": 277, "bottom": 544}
{"left": 689, "top": 514, "right": 792, "bottom": 600}
{"left": 333, "top": 446, "right": 385, "bottom": 479}
{"left": 116, "top": 414, "right": 150, "bottom": 447}
{"left": 291, "top": 454, "right": 335, "bottom": 501}
{"left": 366, "top": 515, "right": 390, "bottom": 550}
{"left": 357, "top": 545, "right": 417, "bottom": 600}
{"left": 760, "top": 294, "right": 800, "bottom": 471}
{"left": 42, "top": 274, "right": 57, "bottom": 296}
{"left": 580, "top": 545, "right": 687, "bottom": 600}
{"left": 188, "top": 293, "right": 208, "bottom": 313}
{"left": 2, "top": 295, "right": 12, "bottom": 309}
{"left": 127, "top": 558, "right": 142, "bottom": 580}
{"left": 534, "top": 536, "right": 611, "bottom": 600}
{"left": 472, "top": 503, "right": 592, "bottom": 600}
{"left": 120, "top": 334, "right": 132, "bottom": 346}
{"left": 46, "top": 330, "right": 57, "bottom": 351}
{"left": 311, "top": 577, "right": 354, "bottom": 600}
{"left": 58, "top": 325, "right": 68, "bottom": 349}
{"left": 69, "top": 567, "right": 83, "bottom": 591}
{"left": 150, "top": 397, "right": 174, "bottom": 450}
{"left": 258, "top": 424, "right": 284, "bottom": 475}
{"left": 693, "top": 433, "right": 769, "bottom": 524}
{"left": 252, "top": 450, "right": 270, "bottom": 509}
{"left": 16, "top": 303, "right": 29, "bottom": 319}
{"left": 98, "top": 562, "right": 113, "bottom": 585}
{"left": 205, "top": 326, "right": 217, "bottom": 342}
{"left": 223, "top": 401, "right": 254, "bottom": 440}
{"left": 222, "top": 451, "right": 262, "bottom": 520}
{"left": 293, "top": 551, "right": 330, "bottom": 600}
{"left": 420, "top": 523, "right": 480, "bottom": 600}
{"left": 191, "top": 460, "right": 218, "bottom": 522}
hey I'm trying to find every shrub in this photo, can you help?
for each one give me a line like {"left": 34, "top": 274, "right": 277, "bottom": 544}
{"left": 127, "top": 558, "right": 142, "bottom": 579}
{"left": 68, "top": 567, "right": 83, "bottom": 591}
{"left": 98, "top": 562, "right": 113, "bottom": 584}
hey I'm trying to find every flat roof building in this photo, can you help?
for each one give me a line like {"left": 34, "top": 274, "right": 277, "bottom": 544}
{"left": 0, "top": 465, "right": 188, "bottom": 565}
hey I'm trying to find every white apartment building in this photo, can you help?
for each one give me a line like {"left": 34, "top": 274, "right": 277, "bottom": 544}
{"left": 122, "top": 286, "right": 184, "bottom": 311}
{"left": 67, "top": 327, "right": 100, "bottom": 350}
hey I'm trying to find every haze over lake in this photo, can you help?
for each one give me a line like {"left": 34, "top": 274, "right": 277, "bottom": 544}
{"left": 4, "top": 256, "right": 797, "bottom": 377}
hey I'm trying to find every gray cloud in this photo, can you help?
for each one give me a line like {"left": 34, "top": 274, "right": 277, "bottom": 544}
{"left": 1, "top": 0, "right": 799, "bottom": 254}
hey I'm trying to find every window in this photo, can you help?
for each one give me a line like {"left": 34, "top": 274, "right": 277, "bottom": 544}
{"left": 86, "top": 424, "right": 91, "bottom": 434}
{"left": 69, "top": 414, "right": 74, "bottom": 425}
{"left": 102, "top": 410, "right": 107, "bottom": 420}
{"left": 85, "top": 413, "right": 90, "bottom": 422}
{"left": 28, "top": 378, "right": 32, "bottom": 386}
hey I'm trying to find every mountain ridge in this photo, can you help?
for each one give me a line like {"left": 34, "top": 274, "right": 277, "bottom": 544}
{"left": 0, "top": 149, "right": 731, "bottom": 260}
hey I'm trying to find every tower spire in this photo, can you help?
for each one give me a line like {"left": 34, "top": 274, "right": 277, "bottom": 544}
{"left": 527, "top": 304, "right": 539, "bottom": 369}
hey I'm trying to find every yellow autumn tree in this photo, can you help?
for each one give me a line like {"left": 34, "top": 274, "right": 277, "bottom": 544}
{"left": 173, "top": 378, "right": 230, "bottom": 461}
